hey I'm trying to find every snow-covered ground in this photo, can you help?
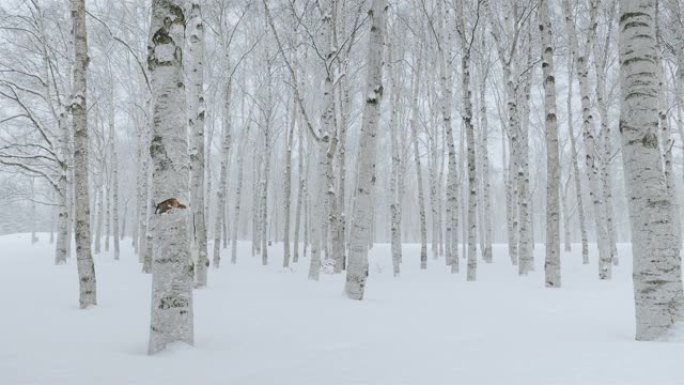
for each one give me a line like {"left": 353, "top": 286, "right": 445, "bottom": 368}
{"left": 1, "top": 233, "right": 683, "bottom": 385}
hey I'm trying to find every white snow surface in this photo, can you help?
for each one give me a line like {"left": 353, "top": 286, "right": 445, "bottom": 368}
{"left": 2, "top": 233, "right": 684, "bottom": 385}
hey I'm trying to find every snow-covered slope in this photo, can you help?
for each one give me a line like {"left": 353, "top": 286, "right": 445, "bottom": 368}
{"left": 1, "top": 233, "right": 683, "bottom": 385}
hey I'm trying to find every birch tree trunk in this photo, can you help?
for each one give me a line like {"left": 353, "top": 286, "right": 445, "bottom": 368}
{"left": 345, "top": 0, "right": 387, "bottom": 300}
{"left": 388, "top": 37, "right": 402, "bottom": 277}
{"left": 654, "top": 4, "right": 682, "bottom": 249}
{"left": 187, "top": 1, "right": 208, "bottom": 285}
{"left": 541, "top": 0, "right": 561, "bottom": 288}
{"left": 455, "top": 1, "right": 478, "bottom": 280}
{"left": 591, "top": 0, "right": 619, "bottom": 266}
{"left": 410, "top": 45, "right": 428, "bottom": 271}
{"left": 293, "top": 108, "right": 305, "bottom": 264}
{"left": 55, "top": 111, "right": 69, "bottom": 264}
{"left": 108, "top": 76, "right": 120, "bottom": 260}
{"left": 618, "top": 0, "right": 684, "bottom": 340}
{"left": 230, "top": 121, "right": 249, "bottom": 265}
{"left": 562, "top": 0, "right": 611, "bottom": 278}
{"left": 283, "top": 92, "right": 295, "bottom": 268}
{"left": 566, "top": 57, "right": 590, "bottom": 264}
{"left": 147, "top": 0, "right": 193, "bottom": 354}
{"left": 71, "top": 0, "right": 96, "bottom": 308}
{"left": 213, "top": 79, "right": 232, "bottom": 267}
{"left": 477, "top": 34, "right": 493, "bottom": 263}
{"left": 435, "top": 1, "right": 459, "bottom": 272}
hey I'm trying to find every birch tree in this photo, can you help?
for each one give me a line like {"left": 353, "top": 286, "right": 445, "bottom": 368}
{"left": 345, "top": 0, "right": 387, "bottom": 300}
{"left": 147, "top": 0, "right": 194, "bottom": 354}
{"left": 187, "top": 0, "right": 209, "bottom": 285}
{"left": 562, "top": 0, "right": 612, "bottom": 278}
{"left": 618, "top": 0, "right": 684, "bottom": 340}
{"left": 540, "top": 0, "right": 560, "bottom": 288}
{"left": 71, "top": 0, "right": 97, "bottom": 308}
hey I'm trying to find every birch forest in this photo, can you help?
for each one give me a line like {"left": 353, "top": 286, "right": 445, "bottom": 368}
{"left": 1, "top": 0, "right": 684, "bottom": 382}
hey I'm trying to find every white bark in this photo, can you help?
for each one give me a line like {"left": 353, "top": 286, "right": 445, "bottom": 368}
{"left": 283, "top": 95, "right": 295, "bottom": 268}
{"left": 147, "top": 0, "right": 193, "bottom": 354}
{"left": 230, "top": 120, "right": 249, "bottom": 265}
{"left": 345, "top": 0, "right": 387, "bottom": 300}
{"left": 55, "top": 110, "right": 69, "bottom": 264}
{"left": 562, "top": 0, "right": 611, "bottom": 278}
{"left": 566, "top": 56, "right": 590, "bottom": 264}
{"left": 388, "top": 36, "right": 402, "bottom": 277}
{"left": 293, "top": 108, "right": 306, "bottom": 264}
{"left": 410, "top": 45, "right": 428, "bottom": 271}
{"left": 455, "top": 0, "right": 478, "bottom": 281}
{"left": 187, "top": 1, "right": 209, "bottom": 285}
{"left": 541, "top": 0, "right": 560, "bottom": 288}
{"left": 213, "top": 78, "right": 232, "bottom": 266}
{"left": 108, "top": 75, "right": 120, "bottom": 261}
{"left": 618, "top": 0, "right": 684, "bottom": 340}
{"left": 71, "top": 0, "right": 96, "bottom": 309}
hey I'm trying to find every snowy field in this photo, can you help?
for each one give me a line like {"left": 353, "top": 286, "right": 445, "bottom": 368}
{"left": 1, "top": 233, "right": 683, "bottom": 385}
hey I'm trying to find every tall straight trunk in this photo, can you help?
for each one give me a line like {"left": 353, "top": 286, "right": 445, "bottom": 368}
{"left": 478, "top": 52, "right": 493, "bottom": 263}
{"left": 141, "top": 123, "right": 154, "bottom": 273}
{"left": 566, "top": 57, "right": 589, "bottom": 264}
{"left": 30, "top": 179, "right": 37, "bottom": 244}
{"left": 308, "top": 139, "right": 326, "bottom": 280}
{"left": 230, "top": 121, "right": 248, "bottom": 265}
{"left": 213, "top": 79, "right": 232, "bottom": 267}
{"left": 428, "top": 131, "right": 439, "bottom": 260}
{"left": 283, "top": 96, "right": 295, "bottom": 268}
{"left": 562, "top": 0, "right": 611, "bottom": 278}
{"left": 187, "top": 1, "right": 208, "bottom": 285}
{"left": 517, "top": 40, "right": 534, "bottom": 275}
{"left": 336, "top": 76, "right": 350, "bottom": 271}
{"left": 409, "top": 46, "right": 428, "bottom": 270}
{"left": 108, "top": 80, "right": 120, "bottom": 260}
{"left": 260, "top": 107, "right": 272, "bottom": 266}
{"left": 252, "top": 145, "right": 262, "bottom": 256}
{"left": 293, "top": 107, "right": 306, "bottom": 264}
{"left": 345, "top": 0, "right": 387, "bottom": 300}
{"left": 456, "top": 3, "right": 478, "bottom": 280}
{"left": 655, "top": 5, "right": 682, "bottom": 248}
{"left": 388, "top": 39, "right": 402, "bottom": 277}
{"left": 464, "top": 58, "right": 477, "bottom": 281}
{"left": 71, "top": 0, "right": 96, "bottom": 308}
{"left": 561, "top": 176, "right": 573, "bottom": 252}
{"left": 618, "top": 0, "right": 684, "bottom": 340}
{"left": 410, "top": 46, "right": 428, "bottom": 270}
{"left": 541, "top": 0, "right": 561, "bottom": 288}
{"left": 147, "top": 0, "right": 193, "bottom": 354}
{"left": 94, "top": 178, "right": 104, "bottom": 254}
{"left": 591, "top": 0, "right": 619, "bottom": 265}
{"left": 55, "top": 111, "right": 69, "bottom": 264}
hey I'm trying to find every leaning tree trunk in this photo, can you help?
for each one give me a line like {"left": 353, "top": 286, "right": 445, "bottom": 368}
{"left": 187, "top": 1, "right": 209, "bottom": 286}
{"left": 541, "top": 0, "right": 561, "bottom": 288}
{"left": 618, "top": 0, "right": 684, "bottom": 340}
{"left": 344, "top": 0, "right": 387, "bottom": 300}
{"left": 71, "top": 0, "right": 96, "bottom": 309}
{"left": 147, "top": 0, "right": 194, "bottom": 354}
